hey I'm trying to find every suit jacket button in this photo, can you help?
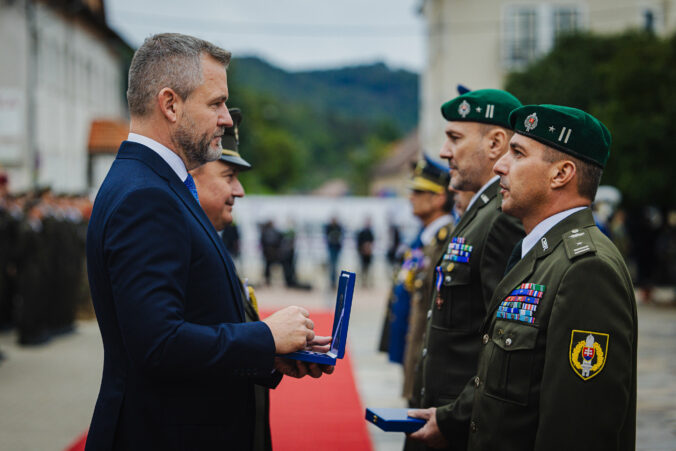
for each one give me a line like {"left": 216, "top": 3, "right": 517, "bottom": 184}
{"left": 474, "top": 376, "right": 480, "bottom": 387}
{"left": 422, "top": 348, "right": 428, "bottom": 357}
{"left": 420, "top": 387, "right": 425, "bottom": 397}
{"left": 482, "top": 334, "right": 489, "bottom": 344}
{"left": 427, "top": 309, "right": 432, "bottom": 319}
{"left": 505, "top": 337, "right": 513, "bottom": 347}
{"left": 470, "top": 421, "right": 478, "bottom": 433}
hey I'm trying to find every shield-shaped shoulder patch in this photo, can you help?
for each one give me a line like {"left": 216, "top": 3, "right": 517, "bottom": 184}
{"left": 569, "top": 330, "right": 609, "bottom": 381}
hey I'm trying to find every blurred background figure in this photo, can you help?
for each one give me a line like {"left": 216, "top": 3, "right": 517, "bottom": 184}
{"left": 324, "top": 216, "right": 344, "bottom": 288}
{"left": 449, "top": 186, "right": 475, "bottom": 222}
{"left": 221, "top": 221, "right": 241, "bottom": 262}
{"left": 386, "top": 218, "right": 402, "bottom": 270}
{"left": 356, "top": 217, "right": 375, "bottom": 288}
{"left": 260, "top": 220, "right": 283, "bottom": 286}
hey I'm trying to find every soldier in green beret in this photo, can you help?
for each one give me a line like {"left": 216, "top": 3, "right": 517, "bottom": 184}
{"left": 406, "top": 89, "right": 525, "bottom": 450}
{"left": 411, "top": 105, "right": 637, "bottom": 450}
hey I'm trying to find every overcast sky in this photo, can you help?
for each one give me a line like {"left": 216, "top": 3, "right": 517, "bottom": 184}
{"left": 105, "top": 0, "right": 426, "bottom": 72}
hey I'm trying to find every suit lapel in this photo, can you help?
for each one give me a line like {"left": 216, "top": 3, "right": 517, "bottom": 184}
{"left": 117, "top": 141, "right": 245, "bottom": 321}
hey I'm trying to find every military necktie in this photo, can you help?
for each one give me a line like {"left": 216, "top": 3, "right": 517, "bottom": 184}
{"left": 183, "top": 174, "right": 200, "bottom": 204}
{"left": 504, "top": 238, "right": 523, "bottom": 276}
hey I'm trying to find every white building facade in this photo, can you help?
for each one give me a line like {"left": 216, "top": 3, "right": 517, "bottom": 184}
{"left": 0, "top": 0, "right": 129, "bottom": 193}
{"left": 420, "top": 0, "right": 676, "bottom": 154}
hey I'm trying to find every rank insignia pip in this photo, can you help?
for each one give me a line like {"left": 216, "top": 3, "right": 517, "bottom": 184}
{"left": 569, "top": 330, "right": 609, "bottom": 381}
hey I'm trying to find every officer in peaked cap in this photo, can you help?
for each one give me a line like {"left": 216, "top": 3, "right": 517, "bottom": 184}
{"left": 401, "top": 156, "right": 457, "bottom": 404}
{"left": 218, "top": 108, "right": 252, "bottom": 171}
{"left": 379, "top": 155, "right": 455, "bottom": 389}
{"left": 407, "top": 90, "right": 525, "bottom": 450}
{"left": 190, "top": 108, "right": 272, "bottom": 451}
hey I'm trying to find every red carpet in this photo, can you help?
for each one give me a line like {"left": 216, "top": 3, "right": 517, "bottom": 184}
{"left": 264, "top": 310, "right": 373, "bottom": 451}
{"left": 64, "top": 311, "right": 372, "bottom": 451}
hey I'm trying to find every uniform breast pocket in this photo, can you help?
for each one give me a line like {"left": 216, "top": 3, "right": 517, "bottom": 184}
{"left": 484, "top": 320, "right": 538, "bottom": 406}
{"left": 432, "top": 263, "right": 471, "bottom": 331}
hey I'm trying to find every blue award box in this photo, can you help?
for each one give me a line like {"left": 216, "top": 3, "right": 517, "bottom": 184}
{"left": 282, "top": 270, "right": 355, "bottom": 365}
{"left": 365, "top": 408, "right": 425, "bottom": 433}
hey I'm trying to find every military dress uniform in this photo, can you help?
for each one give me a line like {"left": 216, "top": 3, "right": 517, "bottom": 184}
{"left": 462, "top": 208, "right": 637, "bottom": 451}
{"left": 407, "top": 90, "right": 525, "bottom": 451}
{"left": 437, "top": 105, "right": 637, "bottom": 451}
{"left": 223, "top": 108, "right": 273, "bottom": 451}
{"left": 402, "top": 220, "right": 453, "bottom": 401}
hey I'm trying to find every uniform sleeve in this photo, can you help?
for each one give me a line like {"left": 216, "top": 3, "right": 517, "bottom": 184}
{"left": 479, "top": 213, "right": 524, "bottom": 308}
{"left": 105, "top": 187, "right": 276, "bottom": 377}
{"left": 534, "top": 256, "right": 636, "bottom": 450}
{"left": 435, "top": 378, "right": 474, "bottom": 450}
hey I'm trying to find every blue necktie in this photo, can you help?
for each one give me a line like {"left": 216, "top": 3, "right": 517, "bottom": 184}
{"left": 183, "top": 174, "right": 200, "bottom": 204}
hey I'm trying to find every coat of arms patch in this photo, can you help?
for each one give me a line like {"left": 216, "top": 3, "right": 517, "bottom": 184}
{"left": 569, "top": 330, "right": 609, "bottom": 381}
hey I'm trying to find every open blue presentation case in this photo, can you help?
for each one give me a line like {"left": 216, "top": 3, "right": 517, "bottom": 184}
{"left": 365, "top": 408, "right": 425, "bottom": 433}
{"left": 281, "top": 270, "right": 355, "bottom": 365}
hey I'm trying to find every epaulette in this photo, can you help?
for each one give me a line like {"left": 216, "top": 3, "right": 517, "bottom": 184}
{"left": 436, "top": 224, "right": 450, "bottom": 242}
{"left": 562, "top": 227, "right": 597, "bottom": 260}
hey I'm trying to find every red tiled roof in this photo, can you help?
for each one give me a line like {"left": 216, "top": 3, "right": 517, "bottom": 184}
{"left": 88, "top": 119, "right": 128, "bottom": 154}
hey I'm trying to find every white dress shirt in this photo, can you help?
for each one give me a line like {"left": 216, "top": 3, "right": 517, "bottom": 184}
{"left": 521, "top": 206, "right": 588, "bottom": 258}
{"left": 127, "top": 133, "right": 188, "bottom": 182}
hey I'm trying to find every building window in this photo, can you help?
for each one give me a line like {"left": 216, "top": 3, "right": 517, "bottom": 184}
{"left": 503, "top": 4, "right": 585, "bottom": 70}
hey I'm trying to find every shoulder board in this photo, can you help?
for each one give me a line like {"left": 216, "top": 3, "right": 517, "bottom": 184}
{"left": 562, "top": 227, "right": 597, "bottom": 260}
{"left": 436, "top": 224, "right": 451, "bottom": 242}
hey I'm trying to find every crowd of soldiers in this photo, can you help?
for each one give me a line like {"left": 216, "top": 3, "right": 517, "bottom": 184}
{"left": 0, "top": 177, "right": 92, "bottom": 348}
{"left": 379, "top": 87, "right": 637, "bottom": 450}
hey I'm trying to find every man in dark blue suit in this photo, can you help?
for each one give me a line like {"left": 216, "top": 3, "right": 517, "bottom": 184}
{"left": 85, "top": 33, "right": 330, "bottom": 451}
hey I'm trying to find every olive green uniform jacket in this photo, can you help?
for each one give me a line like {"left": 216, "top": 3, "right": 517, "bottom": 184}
{"left": 239, "top": 281, "right": 274, "bottom": 451}
{"left": 438, "top": 208, "right": 637, "bottom": 451}
{"left": 403, "top": 221, "right": 454, "bottom": 401}
{"left": 406, "top": 179, "right": 524, "bottom": 451}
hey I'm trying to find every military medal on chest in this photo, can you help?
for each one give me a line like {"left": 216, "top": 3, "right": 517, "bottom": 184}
{"left": 496, "top": 282, "right": 546, "bottom": 324}
{"left": 434, "top": 266, "right": 444, "bottom": 309}
{"left": 444, "top": 237, "right": 473, "bottom": 263}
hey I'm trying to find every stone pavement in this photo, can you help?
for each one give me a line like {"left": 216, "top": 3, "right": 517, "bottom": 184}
{"left": 0, "top": 282, "right": 675, "bottom": 450}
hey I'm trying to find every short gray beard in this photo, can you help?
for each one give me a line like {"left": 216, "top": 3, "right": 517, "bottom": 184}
{"left": 174, "top": 112, "right": 223, "bottom": 167}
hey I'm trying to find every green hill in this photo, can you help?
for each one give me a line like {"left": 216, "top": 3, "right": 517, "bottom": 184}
{"left": 229, "top": 57, "right": 418, "bottom": 132}
{"left": 224, "top": 57, "right": 419, "bottom": 194}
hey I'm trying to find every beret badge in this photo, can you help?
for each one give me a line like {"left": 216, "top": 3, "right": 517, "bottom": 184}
{"left": 458, "top": 100, "right": 471, "bottom": 118}
{"left": 524, "top": 112, "right": 538, "bottom": 132}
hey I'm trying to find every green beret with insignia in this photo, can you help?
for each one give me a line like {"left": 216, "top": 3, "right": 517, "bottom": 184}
{"left": 509, "top": 105, "right": 611, "bottom": 168}
{"left": 409, "top": 155, "right": 450, "bottom": 194}
{"left": 220, "top": 108, "right": 252, "bottom": 171}
{"left": 441, "top": 89, "right": 522, "bottom": 129}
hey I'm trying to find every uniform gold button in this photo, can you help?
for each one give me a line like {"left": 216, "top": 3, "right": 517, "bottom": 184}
{"left": 415, "top": 279, "right": 423, "bottom": 289}
{"left": 474, "top": 376, "right": 480, "bottom": 387}
{"left": 470, "top": 421, "right": 477, "bottom": 433}
{"left": 497, "top": 329, "right": 504, "bottom": 336}
{"left": 505, "top": 337, "right": 513, "bottom": 347}
{"left": 482, "top": 334, "right": 489, "bottom": 344}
